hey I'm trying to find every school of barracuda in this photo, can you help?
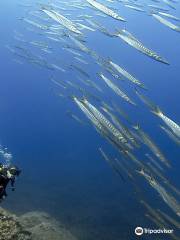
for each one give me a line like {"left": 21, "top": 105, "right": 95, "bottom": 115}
{"left": 7, "top": 0, "right": 180, "bottom": 237}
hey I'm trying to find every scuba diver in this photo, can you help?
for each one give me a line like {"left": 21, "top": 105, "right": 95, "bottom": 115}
{"left": 0, "top": 163, "right": 21, "bottom": 201}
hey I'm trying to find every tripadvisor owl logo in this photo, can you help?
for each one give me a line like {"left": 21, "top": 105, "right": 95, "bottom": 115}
{"left": 135, "top": 227, "right": 143, "bottom": 236}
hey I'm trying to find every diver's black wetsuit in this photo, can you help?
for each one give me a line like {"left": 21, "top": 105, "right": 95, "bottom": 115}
{"left": 0, "top": 167, "right": 16, "bottom": 200}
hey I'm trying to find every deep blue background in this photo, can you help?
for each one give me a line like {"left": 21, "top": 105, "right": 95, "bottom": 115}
{"left": 0, "top": 1, "right": 179, "bottom": 239}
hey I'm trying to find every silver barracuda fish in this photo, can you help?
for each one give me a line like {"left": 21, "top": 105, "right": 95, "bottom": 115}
{"left": 158, "top": 210, "right": 180, "bottom": 228}
{"left": 157, "top": 111, "right": 180, "bottom": 138}
{"left": 162, "top": 0, "right": 176, "bottom": 9}
{"left": 145, "top": 153, "right": 164, "bottom": 172}
{"left": 139, "top": 170, "right": 180, "bottom": 216}
{"left": 86, "top": 0, "right": 125, "bottom": 21}
{"left": 99, "top": 148, "right": 125, "bottom": 181}
{"left": 160, "top": 125, "right": 180, "bottom": 145}
{"left": 135, "top": 91, "right": 180, "bottom": 138}
{"left": 158, "top": 12, "right": 180, "bottom": 21}
{"left": 124, "top": 4, "right": 145, "bottom": 12}
{"left": 66, "top": 111, "right": 85, "bottom": 125}
{"left": 109, "top": 60, "right": 146, "bottom": 89}
{"left": 42, "top": 9, "right": 82, "bottom": 35}
{"left": 152, "top": 14, "right": 180, "bottom": 32}
{"left": 148, "top": 4, "right": 169, "bottom": 12}
{"left": 99, "top": 73, "right": 136, "bottom": 105}
{"left": 115, "top": 29, "right": 169, "bottom": 64}
{"left": 134, "top": 125, "right": 170, "bottom": 168}
{"left": 147, "top": 161, "right": 180, "bottom": 197}
{"left": 141, "top": 200, "right": 167, "bottom": 225}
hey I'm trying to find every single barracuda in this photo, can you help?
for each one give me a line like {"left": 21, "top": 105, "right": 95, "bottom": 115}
{"left": 139, "top": 170, "right": 180, "bottom": 216}
{"left": 158, "top": 210, "right": 180, "bottom": 228}
{"left": 152, "top": 14, "right": 180, "bottom": 32}
{"left": 74, "top": 57, "right": 88, "bottom": 65}
{"left": 23, "top": 18, "right": 48, "bottom": 30}
{"left": 162, "top": 0, "right": 176, "bottom": 9}
{"left": 82, "top": 99, "right": 127, "bottom": 144}
{"left": 51, "top": 64, "right": 66, "bottom": 72}
{"left": 99, "top": 148, "right": 125, "bottom": 181}
{"left": 64, "top": 48, "right": 82, "bottom": 57}
{"left": 99, "top": 73, "right": 136, "bottom": 105}
{"left": 158, "top": 12, "right": 180, "bottom": 21}
{"left": 86, "top": 19, "right": 114, "bottom": 37}
{"left": 147, "top": 161, "right": 180, "bottom": 197}
{"left": 145, "top": 153, "right": 164, "bottom": 172}
{"left": 71, "top": 64, "right": 90, "bottom": 78}
{"left": 85, "top": 79, "right": 103, "bottom": 92}
{"left": 30, "top": 41, "right": 50, "bottom": 49}
{"left": 124, "top": 4, "right": 145, "bottom": 12}
{"left": 109, "top": 60, "right": 146, "bottom": 88}
{"left": 134, "top": 125, "right": 170, "bottom": 168}
{"left": 160, "top": 125, "right": 180, "bottom": 145}
{"left": 115, "top": 29, "right": 169, "bottom": 64}
{"left": 42, "top": 9, "right": 82, "bottom": 35}
{"left": 148, "top": 4, "right": 169, "bottom": 12}
{"left": 50, "top": 77, "right": 67, "bottom": 89}
{"left": 141, "top": 200, "right": 167, "bottom": 225}
{"left": 66, "top": 111, "right": 85, "bottom": 125}
{"left": 111, "top": 102, "right": 131, "bottom": 122}
{"left": 156, "top": 111, "right": 180, "bottom": 138}
{"left": 78, "top": 14, "right": 93, "bottom": 19}
{"left": 114, "top": 158, "right": 134, "bottom": 181}
{"left": 135, "top": 91, "right": 180, "bottom": 138}
{"left": 101, "top": 102, "right": 114, "bottom": 112}
{"left": 86, "top": 0, "right": 125, "bottom": 21}
{"left": 147, "top": 162, "right": 165, "bottom": 181}
{"left": 69, "top": 36, "right": 91, "bottom": 54}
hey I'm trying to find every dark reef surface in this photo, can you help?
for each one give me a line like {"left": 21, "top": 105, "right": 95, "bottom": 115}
{"left": 0, "top": 207, "right": 78, "bottom": 240}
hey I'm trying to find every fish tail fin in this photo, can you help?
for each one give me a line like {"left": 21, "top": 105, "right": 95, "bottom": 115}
{"left": 106, "top": 56, "right": 112, "bottom": 63}
{"left": 133, "top": 124, "right": 140, "bottom": 130}
{"left": 130, "top": 100, "right": 137, "bottom": 106}
{"left": 80, "top": 94, "right": 88, "bottom": 103}
{"left": 135, "top": 89, "right": 162, "bottom": 114}
{"left": 138, "top": 83, "right": 148, "bottom": 90}
{"left": 68, "top": 95, "right": 77, "bottom": 101}
{"left": 40, "top": 5, "right": 50, "bottom": 11}
{"left": 114, "top": 28, "right": 124, "bottom": 36}
{"left": 151, "top": 105, "right": 162, "bottom": 116}
{"left": 147, "top": 10, "right": 157, "bottom": 16}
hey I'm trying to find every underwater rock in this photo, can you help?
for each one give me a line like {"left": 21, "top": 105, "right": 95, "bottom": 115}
{"left": 18, "top": 211, "right": 78, "bottom": 240}
{"left": 0, "top": 208, "right": 77, "bottom": 240}
{"left": 0, "top": 207, "right": 31, "bottom": 240}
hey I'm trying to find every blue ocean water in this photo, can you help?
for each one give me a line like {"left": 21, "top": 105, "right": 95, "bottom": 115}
{"left": 0, "top": 0, "right": 180, "bottom": 239}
